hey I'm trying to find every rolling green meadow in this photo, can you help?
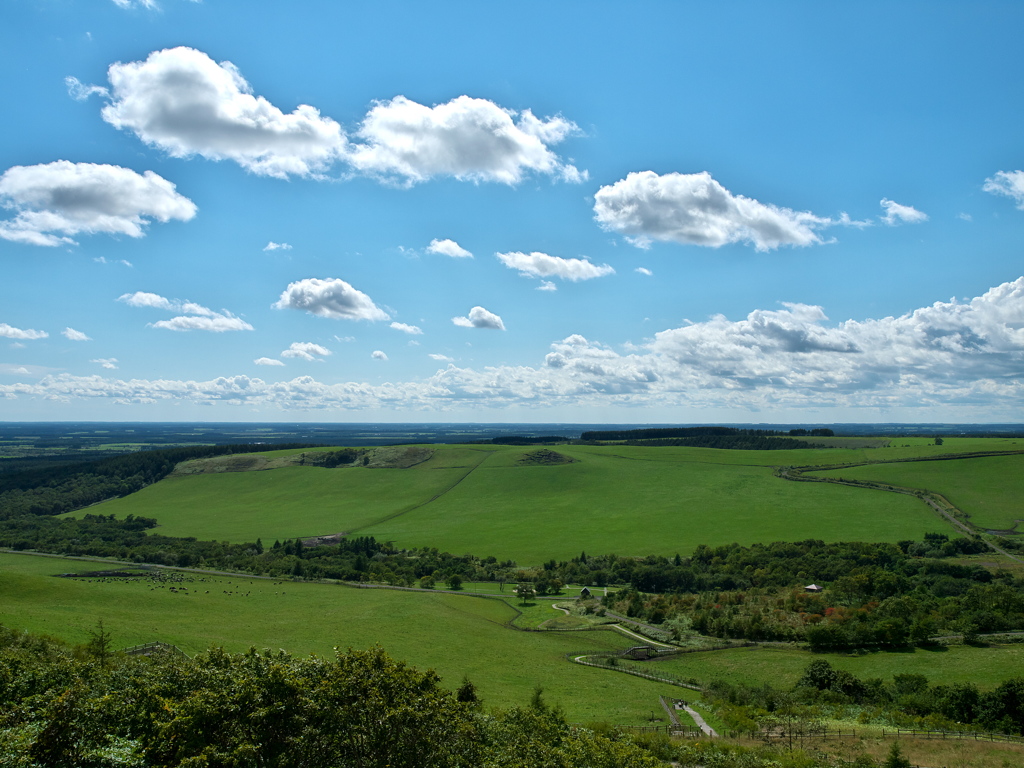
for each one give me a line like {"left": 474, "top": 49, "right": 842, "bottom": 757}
{"left": 77, "top": 442, "right": 948, "bottom": 563}
{"left": 812, "top": 452, "right": 1024, "bottom": 531}
{"left": 0, "top": 551, "right": 682, "bottom": 725}
{"left": 9, "top": 435, "right": 1024, "bottom": 730}
{"left": 645, "top": 642, "right": 1024, "bottom": 690}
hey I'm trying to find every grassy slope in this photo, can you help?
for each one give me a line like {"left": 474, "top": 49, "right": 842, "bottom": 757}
{"left": 813, "top": 453, "right": 1024, "bottom": 531}
{"left": 0, "top": 552, "right": 680, "bottom": 725}
{"left": 360, "top": 445, "right": 937, "bottom": 562}
{"left": 647, "top": 642, "right": 1024, "bottom": 690}
{"left": 78, "top": 443, "right": 942, "bottom": 562}
{"left": 77, "top": 446, "right": 491, "bottom": 542}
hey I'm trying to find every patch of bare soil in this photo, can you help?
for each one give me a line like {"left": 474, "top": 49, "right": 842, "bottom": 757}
{"left": 517, "top": 449, "right": 575, "bottom": 466}
{"left": 171, "top": 446, "right": 435, "bottom": 476}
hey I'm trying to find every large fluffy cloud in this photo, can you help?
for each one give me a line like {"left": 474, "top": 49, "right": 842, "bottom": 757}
{"left": 92, "top": 47, "right": 582, "bottom": 184}
{"left": 118, "top": 291, "right": 253, "bottom": 332}
{"left": 593, "top": 171, "right": 831, "bottom": 251}
{"left": 7, "top": 279, "right": 1024, "bottom": 416}
{"left": 348, "top": 95, "right": 583, "bottom": 185}
{"left": 452, "top": 306, "right": 505, "bottom": 330}
{"left": 985, "top": 171, "right": 1024, "bottom": 210}
{"left": 101, "top": 47, "right": 348, "bottom": 178}
{"left": 496, "top": 251, "right": 614, "bottom": 281}
{"left": 0, "top": 161, "right": 196, "bottom": 246}
{"left": 274, "top": 278, "right": 389, "bottom": 321}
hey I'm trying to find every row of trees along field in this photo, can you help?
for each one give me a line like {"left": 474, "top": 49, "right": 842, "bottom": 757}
{"left": 575, "top": 426, "right": 835, "bottom": 450}
{"left": 3, "top": 499, "right": 1023, "bottom": 649}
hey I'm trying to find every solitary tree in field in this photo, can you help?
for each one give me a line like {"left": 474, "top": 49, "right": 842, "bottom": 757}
{"left": 515, "top": 583, "right": 536, "bottom": 604}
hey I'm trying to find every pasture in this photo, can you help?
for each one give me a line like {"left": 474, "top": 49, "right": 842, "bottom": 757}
{"left": 643, "top": 642, "right": 1024, "bottom": 690}
{"left": 77, "top": 443, "right": 943, "bottom": 563}
{"left": 0, "top": 552, "right": 680, "bottom": 725}
{"left": 812, "top": 453, "right": 1024, "bottom": 531}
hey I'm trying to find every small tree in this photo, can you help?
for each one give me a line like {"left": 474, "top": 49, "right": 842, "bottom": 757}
{"left": 883, "top": 741, "right": 911, "bottom": 768}
{"left": 419, "top": 575, "right": 435, "bottom": 589}
{"left": 84, "top": 619, "right": 114, "bottom": 667}
{"left": 446, "top": 574, "right": 463, "bottom": 591}
{"left": 515, "top": 583, "right": 536, "bottom": 604}
{"left": 456, "top": 675, "right": 480, "bottom": 707}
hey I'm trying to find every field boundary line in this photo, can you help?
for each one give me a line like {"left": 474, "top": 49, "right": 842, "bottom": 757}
{"left": 778, "top": 453, "right": 1024, "bottom": 563}
{"left": 343, "top": 450, "right": 494, "bottom": 534}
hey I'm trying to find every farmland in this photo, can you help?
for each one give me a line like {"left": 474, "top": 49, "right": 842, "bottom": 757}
{"left": 6, "top": 427, "right": 1024, "bottom": 755}
{"left": 0, "top": 551, "right": 683, "bottom": 725}
{"left": 77, "top": 442, "right": 945, "bottom": 563}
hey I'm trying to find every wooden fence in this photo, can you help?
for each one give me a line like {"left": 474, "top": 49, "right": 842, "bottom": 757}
{"left": 883, "top": 727, "right": 1024, "bottom": 745}
{"left": 122, "top": 641, "right": 189, "bottom": 658}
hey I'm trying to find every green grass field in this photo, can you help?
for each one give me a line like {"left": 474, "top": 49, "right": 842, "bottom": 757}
{"left": 0, "top": 552, "right": 680, "bottom": 725}
{"left": 812, "top": 453, "right": 1024, "bottom": 531}
{"left": 75, "top": 443, "right": 945, "bottom": 563}
{"left": 20, "top": 437, "right": 1024, "bottom": 730}
{"left": 645, "top": 642, "right": 1024, "bottom": 690}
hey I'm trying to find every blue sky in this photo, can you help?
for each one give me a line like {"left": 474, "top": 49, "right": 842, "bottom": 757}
{"left": 2, "top": 1, "right": 1023, "bottom": 423}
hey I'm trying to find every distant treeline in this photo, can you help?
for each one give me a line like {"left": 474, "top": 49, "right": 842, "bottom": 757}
{"left": 0, "top": 443, "right": 319, "bottom": 519}
{"left": 625, "top": 435, "right": 818, "bottom": 450}
{"left": 580, "top": 427, "right": 835, "bottom": 441}
{"left": 489, "top": 436, "right": 571, "bottom": 445}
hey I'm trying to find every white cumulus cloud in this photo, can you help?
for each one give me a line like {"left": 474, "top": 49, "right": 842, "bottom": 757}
{"left": 537, "top": 281, "right": 557, "bottom": 292}
{"left": 348, "top": 95, "right": 583, "bottom": 185}
{"left": 390, "top": 322, "right": 423, "bottom": 335}
{"left": 118, "top": 291, "right": 252, "bottom": 332}
{"left": 62, "top": 328, "right": 91, "bottom": 341}
{"left": 5, "top": 278, "right": 1024, "bottom": 417}
{"left": 452, "top": 306, "right": 505, "bottom": 330}
{"left": 984, "top": 171, "right": 1024, "bottom": 210}
{"left": 263, "top": 241, "right": 292, "bottom": 251}
{"left": 0, "top": 324, "right": 48, "bottom": 340}
{"left": 101, "top": 47, "right": 348, "bottom": 179}
{"left": 95, "top": 47, "right": 583, "bottom": 186}
{"left": 151, "top": 315, "right": 253, "bottom": 332}
{"left": 371, "top": 350, "right": 388, "bottom": 361}
{"left": 635, "top": 267, "right": 653, "bottom": 276}
{"left": 593, "top": 170, "right": 831, "bottom": 251}
{"left": 273, "top": 277, "right": 389, "bottom": 321}
{"left": 880, "top": 198, "right": 928, "bottom": 225}
{"left": 0, "top": 161, "right": 196, "bottom": 247}
{"left": 281, "top": 342, "right": 331, "bottom": 361}
{"left": 428, "top": 353, "right": 454, "bottom": 362}
{"left": 426, "top": 238, "right": 473, "bottom": 258}
{"left": 254, "top": 357, "right": 285, "bottom": 366}
{"left": 91, "top": 358, "right": 118, "bottom": 369}
{"left": 496, "top": 251, "right": 614, "bottom": 282}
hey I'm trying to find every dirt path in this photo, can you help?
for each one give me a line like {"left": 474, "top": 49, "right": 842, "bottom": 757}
{"left": 680, "top": 703, "right": 717, "bottom": 737}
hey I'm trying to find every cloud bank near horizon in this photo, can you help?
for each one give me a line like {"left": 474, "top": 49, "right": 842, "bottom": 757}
{"left": 7, "top": 277, "right": 1023, "bottom": 416}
